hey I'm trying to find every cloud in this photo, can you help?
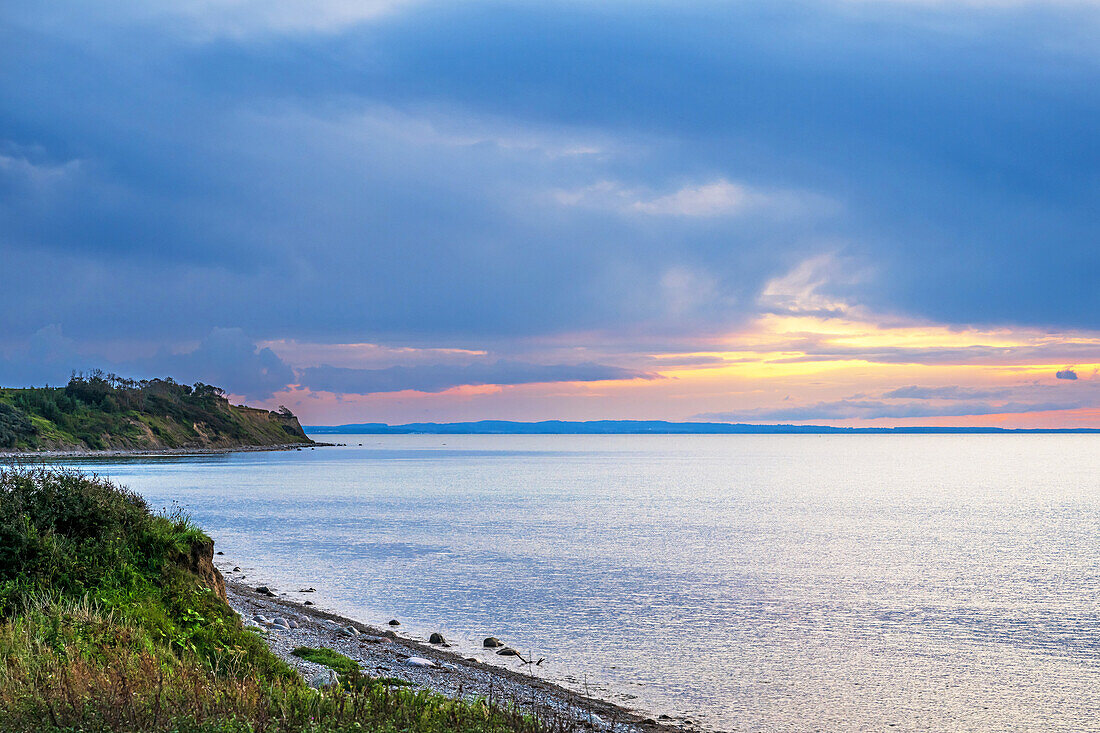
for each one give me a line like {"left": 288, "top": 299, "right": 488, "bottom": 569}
{"left": 7, "top": 0, "right": 421, "bottom": 40}
{"left": 137, "top": 328, "right": 296, "bottom": 400}
{"left": 299, "top": 360, "right": 656, "bottom": 395}
{"left": 632, "top": 180, "right": 755, "bottom": 217}
{"left": 8, "top": 0, "right": 1100, "bottom": 354}
{"left": 0, "top": 325, "right": 81, "bottom": 387}
{"left": 4, "top": 0, "right": 1100, "bottom": 414}
{"left": 554, "top": 178, "right": 829, "bottom": 219}
{"left": 1056, "top": 368, "right": 1079, "bottom": 380}
{"left": 881, "top": 385, "right": 1015, "bottom": 400}
{"left": 756, "top": 254, "right": 862, "bottom": 317}
{"left": 761, "top": 341, "right": 1100, "bottom": 367}
{"left": 0, "top": 326, "right": 295, "bottom": 400}
{"left": 697, "top": 398, "right": 1091, "bottom": 422}
{"left": 0, "top": 146, "right": 81, "bottom": 189}
{"left": 174, "top": 0, "right": 417, "bottom": 36}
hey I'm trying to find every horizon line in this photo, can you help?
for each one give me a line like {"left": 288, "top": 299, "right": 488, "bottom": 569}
{"left": 304, "top": 419, "right": 1100, "bottom": 435}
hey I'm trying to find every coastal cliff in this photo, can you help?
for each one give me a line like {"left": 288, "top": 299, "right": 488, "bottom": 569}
{"left": 0, "top": 372, "right": 312, "bottom": 452}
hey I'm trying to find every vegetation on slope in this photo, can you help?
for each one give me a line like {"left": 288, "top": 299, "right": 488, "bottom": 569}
{"left": 0, "top": 371, "right": 311, "bottom": 451}
{"left": 0, "top": 468, "right": 554, "bottom": 733}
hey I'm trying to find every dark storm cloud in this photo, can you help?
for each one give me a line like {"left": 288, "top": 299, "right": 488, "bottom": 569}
{"left": 299, "top": 361, "right": 656, "bottom": 395}
{"left": 3, "top": 0, "right": 1100, "bottom": 383}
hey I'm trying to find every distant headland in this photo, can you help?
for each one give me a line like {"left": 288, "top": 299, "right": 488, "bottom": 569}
{"left": 0, "top": 371, "right": 313, "bottom": 453}
{"left": 306, "top": 420, "right": 1100, "bottom": 435}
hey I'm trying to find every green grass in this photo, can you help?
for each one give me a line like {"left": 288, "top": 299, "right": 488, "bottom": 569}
{"left": 0, "top": 467, "right": 566, "bottom": 733}
{"left": 291, "top": 647, "right": 413, "bottom": 692}
{"left": 292, "top": 647, "right": 361, "bottom": 677}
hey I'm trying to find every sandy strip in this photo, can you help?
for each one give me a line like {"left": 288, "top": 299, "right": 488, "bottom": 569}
{"left": 224, "top": 579, "right": 681, "bottom": 733}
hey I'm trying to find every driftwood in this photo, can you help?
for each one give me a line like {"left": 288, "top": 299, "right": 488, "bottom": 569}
{"left": 511, "top": 650, "right": 545, "bottom": 666}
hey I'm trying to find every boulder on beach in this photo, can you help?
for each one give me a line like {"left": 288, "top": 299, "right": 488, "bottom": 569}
{"left": 304, "top": 600, "right": 314, "bottom": 606}
{"left": 388, "top": 619, "right": 400, "bottom": 626}
{"left": 406, "top": 656, "right": 436, "bottom": 668}
{"left": 382, "top": 630, "right": 398, "bottom": 639}
{"left": 255, "top": 586, "right": 276, "bottom": 597}
{"left": 344, "top": 626, "right": 360, "bottom": 636}
{"left": 309, "top": 669, "right": 339, "bottom": 688}
{"left": 288, "top": 619, "right": 300, "bottom": 629}
{"left": 496, "top": 648, "right": 519, "bottom": 656}
{"left": 298, "top": 587, "right": 316, "bottom": 593}
{"left": 232, "top": 567, "right": 241, "bottom": 572}
{"left": 483, "top": 637, "right": 503, "bottom": 648}
{"left": 429, "top": 632, "right": 446, "bottom": 645}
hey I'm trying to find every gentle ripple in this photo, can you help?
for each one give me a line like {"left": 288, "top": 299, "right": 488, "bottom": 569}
{"left": 47, "top": 434, "right": 1100, "bottom": 731}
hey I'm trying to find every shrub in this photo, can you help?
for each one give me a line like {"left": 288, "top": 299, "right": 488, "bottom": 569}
{"left": 0, "top": 402, "right": 35, "bottom": 448}
{"left": 0, "top": 469, "right": 573, "bottom": 733}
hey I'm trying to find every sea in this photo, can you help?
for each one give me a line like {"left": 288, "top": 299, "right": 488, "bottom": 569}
{"left": 47, "top": 434, "right": 1100, "bottom": 731}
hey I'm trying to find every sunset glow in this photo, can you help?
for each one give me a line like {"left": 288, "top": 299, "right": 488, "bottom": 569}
{"left": 3, "top": 1, "right": 1099, "bottom": 427}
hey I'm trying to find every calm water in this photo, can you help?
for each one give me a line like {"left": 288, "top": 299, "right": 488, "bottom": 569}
{"left": 48, "top": 434, "right": 1100, "bottom": 731}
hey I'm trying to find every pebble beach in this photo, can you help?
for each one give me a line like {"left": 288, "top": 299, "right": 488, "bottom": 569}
{"left": 224, "top": 577, "right": 680, "bottom": 733}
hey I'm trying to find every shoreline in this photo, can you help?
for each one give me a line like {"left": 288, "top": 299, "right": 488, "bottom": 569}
{"left": 223, "top": 578, "right": 682, "bottom": 733}
{"left": 0, "top": 442, "right": 326, "bottom": 461}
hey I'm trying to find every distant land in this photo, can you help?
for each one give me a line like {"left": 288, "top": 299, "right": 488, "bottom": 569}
{"left": 306, "top": 420, "right": 1100, "bottom": 435}
{"left": 0, "top": 371, "right": 313, "bottom": 452}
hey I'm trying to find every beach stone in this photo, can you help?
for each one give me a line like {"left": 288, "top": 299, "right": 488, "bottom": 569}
{"left": 274, "top": 617, "right": 289, "bottom": 627}
{"left": 216, "top": 551, "right": 224, "bottom": 555}
{"left": 304, "top": 601, "right": 314, "bottom": 606}
{"left": 406, "top": 656, "right": 436, "bottom": 668}
{"left": 232, "top": 567, "right": 241, "bottom": 572}
{"left": 309, "top": 669, "right": 339, "bottom": 688}
{"left": 388, "top": 619, "right": 400, "bottom": 626}
{"left": 382, "top": 630, "right": 398, "bottom": 639}
{"left": 483, "top": 637, "right": 503, "bottom": 648}
{"left": 496, "top": 648, "right": 519, "bottom": 656}
{"left": 345, "top": 626, "right": 361, "bottom": 636}
{"left": 288, "top": 619, "right": 300, "bottom": 629}
{"left": 298, "top": 587, "right": 316, "bottom": 593}
{"left": 429, "top": 632, "right": 446, "bottom": 645}
{"left": 255, "top": 586, "right": 276, "bottom": 597}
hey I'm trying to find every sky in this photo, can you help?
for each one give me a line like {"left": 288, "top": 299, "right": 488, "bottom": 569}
{"left": 2, "top": 0, "right": 1100, "bottom": 427}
